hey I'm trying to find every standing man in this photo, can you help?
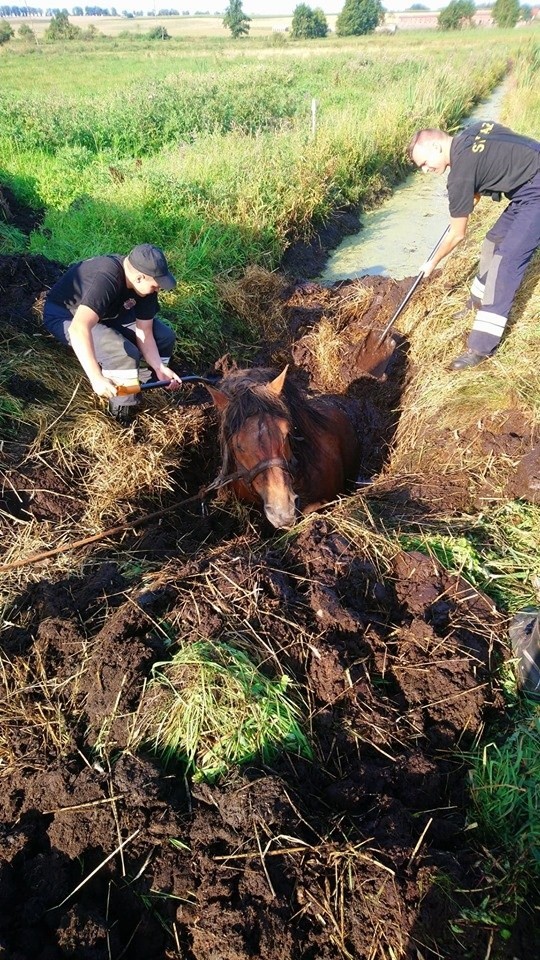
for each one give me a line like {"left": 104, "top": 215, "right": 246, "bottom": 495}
{"left": 44, "top": 244, "right": 182, "bottom": 424}
{"left": 408, "top": 122, "right": 540, "bottom": 371}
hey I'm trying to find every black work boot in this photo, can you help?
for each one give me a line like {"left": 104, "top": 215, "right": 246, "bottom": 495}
{"left": 509, "top": 609, "right": 540, "bottom": 702}
{"left": 107, "top": 400, "right": 139, "bottom": 426}
{"left": 449, "top": 350, "right": 488, "bottom": 372}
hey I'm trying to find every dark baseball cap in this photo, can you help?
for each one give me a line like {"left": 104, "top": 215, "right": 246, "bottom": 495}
{"left": 128, "top": 244, "right": 176, "bottom": 290}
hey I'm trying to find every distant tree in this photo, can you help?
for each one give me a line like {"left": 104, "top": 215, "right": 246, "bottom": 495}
{"left": 336, "top": 0, "right": 384, "bottom": 36}
{"left": 45, "top": 10, "right": 82, "bottom": 38}
{"left": 291, "top": 3, "right": 328, "bottom": 38}
{"left": 0, "top": 18, "right": 14, "bottom": 43}
{"left": 438, "top": 0, "right": 475, "bottom": 29}
{"left": 18, "top": 22, "right": 36, "bottom": 38}
{"left": 408, "top": 3, "right": 428, "bottom": 7}
{"left": 222, "top": 0, "right": 250, "bottom": 37}
{"left": 72, "top": 5, "right": 83, "bottom": 12}
{"left": 493, "top": 0, "right": 520, "bottom": 25}
{"left": 520, "top": 3, "right": 532, "bottom": 18}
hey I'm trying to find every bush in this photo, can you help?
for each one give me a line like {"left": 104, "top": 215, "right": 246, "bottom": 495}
{"left": 18, "top": 23, "right": 35, "bottom": 42}
{"left": 438, "top": 0, "right": 475, "bottom": 30}
{"left": 0, "top": 19, "right": 14, "bottom": 45}
{"left": 45, "top": 12, "right": 82, "bottom": 41}
{"left": 147, "top": 25, "right": 171, "bottom": 39}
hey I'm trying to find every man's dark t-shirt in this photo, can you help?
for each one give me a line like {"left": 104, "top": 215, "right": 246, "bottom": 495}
{"left": 447, "top": 121, "right": 540, "bottom": 218}
{"left": 46, "top": 254, "right": 158, "bottom": 322}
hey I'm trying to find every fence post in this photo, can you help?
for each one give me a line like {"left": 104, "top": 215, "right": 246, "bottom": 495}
{"left": 311, "top": 98, "right": 317, "bottom": 140}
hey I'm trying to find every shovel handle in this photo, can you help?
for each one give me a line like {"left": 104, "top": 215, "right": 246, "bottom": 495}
{"left": 116, "top": 380, "right": 172, "bottom": 396}
{"left": 375, "top": 225, "right": 451, "bottom": 347}
{"left": 115, "top": 375, "right": 220, "bottom": 396}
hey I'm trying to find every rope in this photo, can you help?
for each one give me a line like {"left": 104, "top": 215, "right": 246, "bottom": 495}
{"left": 0, "top": 475, "right": 235, "bottom": 574}
{"left": 0, "top": 454, "right": 288, "bottom": 574}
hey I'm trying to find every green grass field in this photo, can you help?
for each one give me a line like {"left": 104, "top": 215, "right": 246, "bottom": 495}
{"left": 2, "top": 26, "right": 535, "bottom": 353}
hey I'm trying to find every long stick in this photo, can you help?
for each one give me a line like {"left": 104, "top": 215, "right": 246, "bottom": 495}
{"left": 375, "top": 225, "right": 450, "bottom": 347}
{"left": 0, "top": 468, "right": 244, "bottom": 573}
{"left": 0, "top": 488, "right": 210, "bottom": 573}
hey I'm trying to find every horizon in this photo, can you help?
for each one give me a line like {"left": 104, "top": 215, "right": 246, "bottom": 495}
{"left": 23, "top": 2, "right": 490, "bottom": 16}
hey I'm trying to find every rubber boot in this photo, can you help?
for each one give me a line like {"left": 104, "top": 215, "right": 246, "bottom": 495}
{"left": 508, "top": 608, "right": 540, "bottom": 701}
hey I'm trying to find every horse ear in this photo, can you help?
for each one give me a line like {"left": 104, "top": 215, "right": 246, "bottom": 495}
{"left": 205, "top": 384, "right": 229, "bottom": 412}
{"left": 268, "top": 365, "right": 289, "bottom": 396}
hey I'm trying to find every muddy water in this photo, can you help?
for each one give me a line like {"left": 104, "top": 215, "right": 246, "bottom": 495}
{"left": 321, "top": 82, "right": 508, "bottom": 283}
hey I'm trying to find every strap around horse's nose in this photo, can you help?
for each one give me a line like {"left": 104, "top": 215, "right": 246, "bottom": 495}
{"left": 242, "top": 457, "right": 292, "bottom": 486}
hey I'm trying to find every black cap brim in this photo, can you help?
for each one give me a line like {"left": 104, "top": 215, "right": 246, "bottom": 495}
{"left": 156, "top": 272, "right": 176, "bottom": 291}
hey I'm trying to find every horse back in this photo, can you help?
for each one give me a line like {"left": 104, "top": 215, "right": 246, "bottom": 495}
{"left": 297, "top": 396, "right": 362, "bottom": 508}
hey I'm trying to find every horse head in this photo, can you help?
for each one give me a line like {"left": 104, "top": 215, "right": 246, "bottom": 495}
{"left": 206, "top": 367, "right": 299, "bottom": 529}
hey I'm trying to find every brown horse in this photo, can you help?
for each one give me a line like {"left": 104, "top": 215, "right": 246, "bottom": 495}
{"left": 206, "top": 366, "right": 362, "bottom": 529}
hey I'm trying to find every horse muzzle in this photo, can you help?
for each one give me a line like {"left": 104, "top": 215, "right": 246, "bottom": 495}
{"left": 263, "top": 493, "right": 300, "bottom": 530}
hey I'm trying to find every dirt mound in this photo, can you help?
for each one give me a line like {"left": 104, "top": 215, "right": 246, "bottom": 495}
{"left": 0, "top": 185, "right": 44, "bottom": 236}
{"left": 0, "top": 252, "right": 64, "bottom": 334}
{"left": 0, "top": 252, "right": 536, "bottom": 960}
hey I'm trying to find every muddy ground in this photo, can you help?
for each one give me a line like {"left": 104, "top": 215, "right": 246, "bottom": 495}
{"left": 1, "top": 191, "right": 538, "bottom": 959}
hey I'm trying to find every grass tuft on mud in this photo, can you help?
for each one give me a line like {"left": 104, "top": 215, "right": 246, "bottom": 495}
{"left": 133, "top": 639, "right": 312, "bottom": 781}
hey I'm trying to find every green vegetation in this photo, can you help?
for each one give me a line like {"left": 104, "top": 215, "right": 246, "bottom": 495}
{"left": 291, "top": 4, "right": 329, "bottom": 39}
{"left": 462, "top": 712, "right": 540, "bottom": 932}
{"left": 438, "top": 0, "right": 475, "bottom": 30}
{"left": 45, "top": 11, "right": 82, "bottom": 41}
{"left": 135, "top": 639, "right": 312, "bottom": 781}
{"left": 469, "top": 714, "right": 540, "bottom": 867}
{"left": 1, "top": 30, "right": 523, "bottom": 355}
{"left": 223, "top": 0, "right": 251, "bottom": 38}
{"left": 398, "top": 502, "right": 540, "bottom": 613}
{"left": 17, "top": 23, "right": 35, "bottom": 41}
{"left": 336, "top": 0, "right": 384, "bottom": 36}
{"left": 493, "top": 0, "right": 522, "bottom": 28}
{"left": 0, "top": 17, "right": 13, "bottom": 43}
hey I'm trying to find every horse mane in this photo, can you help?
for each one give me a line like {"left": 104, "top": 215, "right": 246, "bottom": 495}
{"left": 218, "top": 368, "right": 333, "bottom": 476}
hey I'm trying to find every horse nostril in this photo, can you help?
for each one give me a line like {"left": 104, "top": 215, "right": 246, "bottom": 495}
{"left": 294, "top": 496, "right": 300, "bottom": 513}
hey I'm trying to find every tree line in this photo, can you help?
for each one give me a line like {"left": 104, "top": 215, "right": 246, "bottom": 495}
{"left": 0, "top": 5, "right": 196, "bottom": 14}
{"left": 0, "top": 0, "right": 533, "bottom": 47}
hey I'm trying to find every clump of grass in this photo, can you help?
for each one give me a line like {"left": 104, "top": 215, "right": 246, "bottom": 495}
{"left": 460, "top": 713, "right": 540, "bottom": 931}
{"left": 0, "top": 221, "right": 28, "bottom": 254}
{"left": 294, "top": 285, "right": 374, "bottom": 391}
{"left": 0, "top": 390, "right": 25, "bottom": 435}
{"left": 216, "top": 265, "right": 290, "bottom": 341}
{"left": 468, "top": 715, "right": 540, "bottom": 865}
{"left": 133, "top": 638, "right": 312, "bottom": 781}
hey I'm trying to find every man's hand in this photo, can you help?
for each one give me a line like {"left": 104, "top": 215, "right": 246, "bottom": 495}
{"left": 90, "top": 373, "right": 119, "bottom": 399}
{"left": 158, "top": 364, "right": 182, "bottom": 391}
